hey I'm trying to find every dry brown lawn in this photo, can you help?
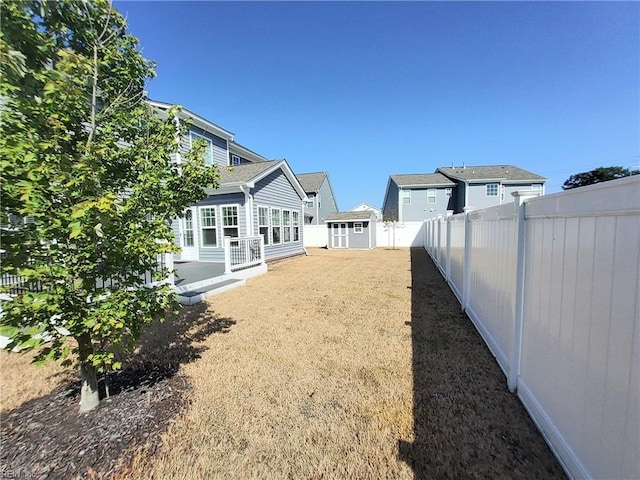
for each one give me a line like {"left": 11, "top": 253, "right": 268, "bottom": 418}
{"left": 1, "top": 248, "right": 565, "bottom": 479}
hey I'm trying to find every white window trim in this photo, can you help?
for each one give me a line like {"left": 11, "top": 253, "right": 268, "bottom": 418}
{"left": 445, "top": 187, "right": 452, "bottom": 197}
{"left": 231, "top": 154, "right": 240, "bottom": 166}
{"left": 354, "top": 222, "right": 363, "bottom": 234}
{"left": 427, "top": 189, "right": 437, "bottom": 204}
{"left": 258, "top": 205, "right": 270, "bottom": 246}
{"left": 271, "top": 207, "right": 282, "bottom": 245}
{"left": 486, "top": 183, "right": 499, "bottom": 197}
{"left": 401, "top": 189, "right": 411, "bottom": 205}
{"left": 282, "top": 209, "right": 291, "bottom": 243}
{"left": 198, "top": 205, "right": 219, "bottom": 248}
{"left": 221, "top": 204, "right": 240, "bottom": 238}
{"left": 292, "top": 210, "right": 300, "bottom": 242}
{"left": 189, "top": 131, "right": 214, "bottom": 166}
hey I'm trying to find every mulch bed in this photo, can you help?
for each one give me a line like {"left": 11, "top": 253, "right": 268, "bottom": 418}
{"left": 1, "top": 364, "right": 190, "bottom": 480}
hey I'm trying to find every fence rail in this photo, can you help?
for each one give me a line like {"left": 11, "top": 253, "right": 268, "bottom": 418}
{"left": 423, "top": 176, "right": 640, "bottom": 480}
{"left": 223, "top": 236, "right": 265, "bottom": 274}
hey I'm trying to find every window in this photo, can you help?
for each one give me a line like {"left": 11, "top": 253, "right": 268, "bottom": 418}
{"left": 292, "top": 211, "right": 300, "bottom": 241}
{"left": 354, "top": 222, "right": 363, "bottom": 233}
{"left": 486, "top": 183, "right": 499, "bottom": 197}
{"left": 231, "top": 154, "right": 240, "bottom": 166}
{"left": 271, "top": 208, "right": 281, "bottom": 244}
{"left": 445, "top": 188, "right": 452, "bottom": 197}
{"left": 190, "top": 131, "right": 213, "bottom": 166}
{"left": 401, "top": 190, "right": 411, "bottom": 205}
{"left": 427, "top": 189, "right": 437, "bottom": 204}
{"left": 283, "top": 210, "right": 291, "bottom": 243}
{"left": 183, "top": 209, "right": 194, "bottom": 246}
{"left": 200, "top": 207, "right": 217, "bottom": 247}
{"left": 258, "top": 206, "right": 270, "bottom": 245}
{"left": 222, "top": 206, "right": 239, "bottom": 237}
{"left": 305, "top": 196, "right": 314, "bottom": 208}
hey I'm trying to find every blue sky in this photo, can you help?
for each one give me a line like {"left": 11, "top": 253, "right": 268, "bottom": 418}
{"left": 116, "top": 1, "right": 639, "bottom": 210}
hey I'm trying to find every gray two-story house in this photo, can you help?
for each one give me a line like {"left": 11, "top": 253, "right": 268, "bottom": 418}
{"left": 149, "top": 100, "right": 307, "bottom": 266}
{"left": 296, "top": 172, "right": 339, "bottom": 225}
{"left": 382, "top": 173, "right": 456, "bottom": 222}
{"left": 436, "top": 165, "right": 546, "bottom": 212}
{"left": 383, "top": 165, "right": 546, "bottom": 221}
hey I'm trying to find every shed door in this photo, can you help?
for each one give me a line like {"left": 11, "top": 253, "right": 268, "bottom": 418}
{"left": 331, "top": 223, "right": 348, "bottom": 248}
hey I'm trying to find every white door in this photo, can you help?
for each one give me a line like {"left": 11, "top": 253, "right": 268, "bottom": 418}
{"left": 331, "top": 223, "right": 348, "bottom": 248}
{"left": 180, "top": 207, "right": 198, "bottom": 261}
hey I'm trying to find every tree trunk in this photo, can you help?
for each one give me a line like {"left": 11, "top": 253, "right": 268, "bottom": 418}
{"left": 77, "top": 333, "right": 100, "bottom": 413}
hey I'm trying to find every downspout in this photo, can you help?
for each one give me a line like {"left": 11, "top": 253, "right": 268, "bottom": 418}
{"left": 398, "top": 187, "right": 403, "bottom": 223}
{"left": 241, "top": 185, "right": 253, "bottom": 236}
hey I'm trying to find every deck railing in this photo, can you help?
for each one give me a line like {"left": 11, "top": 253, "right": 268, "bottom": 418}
{"left": 223, "top": 236, "right": 265, "bottom": 274}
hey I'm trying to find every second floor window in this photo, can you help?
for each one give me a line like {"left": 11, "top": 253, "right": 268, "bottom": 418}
{"left": 190, "top": 131, "right": 214, "bottom": 166}
{"left": 486, "top": 183, "right": 499, "bottom": 197}
{"left": 305, "top": 196, "right": 314, "bottom": 208}
{"left": 231, "top": 154, "right": 240, "bottom": 166}
{"left": 427, "top": 189, "right": 437, "bottom": 204}
{"left": 401, "top": 190, "right": 411, "bottom": 205}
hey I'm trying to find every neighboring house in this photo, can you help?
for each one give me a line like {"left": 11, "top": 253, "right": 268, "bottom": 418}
{"left": 382, "top": 165, "right": 547, "bottom": 221}
{"left": 382, "top": 173, "right": 456, "bottom": 222}
{"left": 325, "top": 211, "right": 377, "bottom": 250}
{"left": 149, "top": 100, "right": 307, "bottom": 265}
{"left": 350, "top": 202, "right": 383, "bottom": 222}
{"left": 297, "top": 172, "right": 339, "bottom": 225}
{"left": 436, "top": 165, "right": 546, "bottom": 212}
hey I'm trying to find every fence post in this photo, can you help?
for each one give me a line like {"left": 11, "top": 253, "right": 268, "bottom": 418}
{"left": 223, "top": 237, "right": 232, "bottom": 274}
{"left": 445, "top": 213, "right": 452, "bottom": 282}
{"left": 509, "top": 190, "right": 538, "bottom": 392}
{"left": 165, "top": 252, "right": 174, "bottom": 286}
{"left": 462, "top": 208, "right": 474, "bottom": 312}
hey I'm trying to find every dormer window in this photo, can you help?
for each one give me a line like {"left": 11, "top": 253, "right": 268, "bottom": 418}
{"left": 231, "top": 154, "right": 240, "bottom": 166}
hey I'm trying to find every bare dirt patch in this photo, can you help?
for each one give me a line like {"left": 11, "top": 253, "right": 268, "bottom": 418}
{"left": 1, "top": 248, "right": 565, "bottom": 479}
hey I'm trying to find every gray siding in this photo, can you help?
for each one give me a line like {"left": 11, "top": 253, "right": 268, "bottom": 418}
{"left": 303, "top": 177, "right": 338, "bottom": 225}
{"left": 327, "top": 219, "right": 375, "bottom": 249}
{"left": 383, "top": 181, "right": 399, "bottom": 221}
{"left": 316, "top": 178, "right": 338, "bottom": 224}
{"left": 466, "top": 183, "right": 505, "bottom": 210}
{"left": 400, "top": 187, "right": 454, "bottom": 221}
{"left": 179, "top": 124, "right": 228, "bottom": 169}
{"left": 252, "top": 169, "right": 305, "bottom": 260}
{"left": 349, "top": 221, "right": 371, "bottom": 249}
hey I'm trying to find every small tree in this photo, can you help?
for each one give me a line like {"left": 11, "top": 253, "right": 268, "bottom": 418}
{"left": 0, "top": 0, "right": 219, "bottom": 413}
{"left": 562, "top": 166, "right": 639, "bottom": 190}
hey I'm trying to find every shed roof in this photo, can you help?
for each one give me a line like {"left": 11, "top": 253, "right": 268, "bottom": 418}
{"left": 325, "top": 211, "right": 375, "bottom": 222}
{"left": 436, "top": 165, "right": 547, "bottom": 183}
{"left": 390, "top": 173, "right": 455, "bottom": 187}
{"left": 296, "top": 172, "right": 327, "bottom": 192}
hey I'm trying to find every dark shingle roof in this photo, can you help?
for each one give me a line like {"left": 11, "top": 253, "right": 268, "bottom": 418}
{"left": 390, "top": 173, "right": 455, "bottom": 187}
{"left": 437, "top": 165, "right": 547, "bottom": 182}
{"left": 325, "top": 211, "right": 375, "bottom": 222}
{"left": 219, "top": 161, "right": 279, "bottom": 184}
{"left": 296, "top": 172, "right": 327, "bottom": 193}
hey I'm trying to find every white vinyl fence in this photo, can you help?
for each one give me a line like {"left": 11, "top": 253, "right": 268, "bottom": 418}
{"left": 304, "top": 221, "right": 426, "bottom": 249}
{"left": 424, "top": 176, "right": 640, "bottom": 480}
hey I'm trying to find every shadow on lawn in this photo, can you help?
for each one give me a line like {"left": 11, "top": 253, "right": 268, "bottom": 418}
{"left": 399, "top": 248, "right": 565, "bottom": 479}
{"left": 97, "top": 302, "right": 236, "bottom": 398}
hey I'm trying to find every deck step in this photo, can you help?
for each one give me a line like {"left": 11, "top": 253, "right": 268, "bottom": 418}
{"left": 176, "top": 278, "right": 245, "bottom": 305}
